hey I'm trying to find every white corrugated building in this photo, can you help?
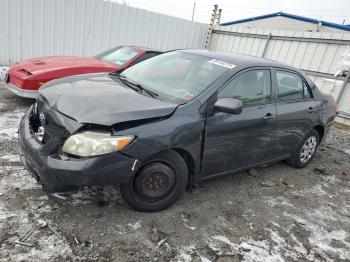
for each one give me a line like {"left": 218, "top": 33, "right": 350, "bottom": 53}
{"left": 220, "top": 12, "right": 350, "bottom": 33}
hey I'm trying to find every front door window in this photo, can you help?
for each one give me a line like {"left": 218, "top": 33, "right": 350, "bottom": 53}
{"left": 218, "top": 69, "right": 271, "bottom": 107}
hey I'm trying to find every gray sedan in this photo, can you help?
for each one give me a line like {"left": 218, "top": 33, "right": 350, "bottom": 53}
{"left": 19, "top": 50, "right": 337, "bottom": 211}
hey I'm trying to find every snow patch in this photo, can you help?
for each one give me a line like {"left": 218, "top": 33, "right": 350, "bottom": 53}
{"left": 0, "top": 154, "right": 20, "bottom": 162}
{"left": 200, "top": 256, "right": 212, "bottom": 262}
{"left": 181, "top": 214, "right": 197, "bottom": 230}
{"left": 283, "top": 212, "right": 350, "bottom": 261}
{"left": 0, "top": 166, "right": 39, "bottom": 193}
{"left": 0, "top": 110, "right": 25, "bottom": 140}
{"left": 0, "top": 198, "right": 73, "bottom": 261}
{"left": 300, "top": 184, "right": 328, "bottom": 196}
{"left": 177, "top": 250, "right": 192, "bottom": 262}
{"left": 6, "top": 234, "right": 74, "bottom": 261}
{"left": 207, "top": 235, "right": 284, "bottom": 261}
{"left": 268, "top": 229, "right": 309, "bottom": 260}
{"left": 127, "top": 221, "right": 142, "bottom": 231}
{"left": 263, "top": 196, "right": 295, "bottom": 208}
{"left": 310, "top": 229, "right": 350, "bottom": 260}
{"left": 0, "top": 147, "right": 74, "bottom": 261}
{"left": 176, "top": 244, "right": 196, "bottom": 262}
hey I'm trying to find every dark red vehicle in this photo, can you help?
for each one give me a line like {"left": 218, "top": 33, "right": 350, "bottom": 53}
{"left": 1, "top": 46, "right": 161, "bottom": 98}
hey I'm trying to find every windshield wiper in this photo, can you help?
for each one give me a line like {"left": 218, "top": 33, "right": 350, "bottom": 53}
{"left": 132, "top": 82, "right": 159, "bottom": 98}
{"left": 111, "top": 73, "right": 159, "bottom": 98}
{"left": 110, "top": 72, "right": 139, "bottom": 93}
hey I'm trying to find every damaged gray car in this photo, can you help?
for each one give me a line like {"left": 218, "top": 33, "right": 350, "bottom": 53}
{"left": 18, "top": 50, "right": 337, "bottom": 211}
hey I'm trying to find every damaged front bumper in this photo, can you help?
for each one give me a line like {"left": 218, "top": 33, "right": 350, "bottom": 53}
{"left": 18, "top": 107, "right": 139, "bottom": 196}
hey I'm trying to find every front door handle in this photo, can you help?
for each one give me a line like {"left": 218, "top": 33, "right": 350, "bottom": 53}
{"left": 263, "top": 113, "right": 275, "bottom": 120}
{"left": 307, "top": 107, "right": 314, "bottom": 113}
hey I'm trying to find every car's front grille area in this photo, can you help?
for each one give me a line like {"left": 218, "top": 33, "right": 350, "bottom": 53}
{"left": 42, "top": 121, "right": 67, "bottom": 142}
{"left": 29, "top": 102, "right": 68, "bottom": 144}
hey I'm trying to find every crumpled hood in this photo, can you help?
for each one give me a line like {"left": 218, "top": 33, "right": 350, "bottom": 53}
{"left": 38, "top": 73, "right": 178, "bottom": 126}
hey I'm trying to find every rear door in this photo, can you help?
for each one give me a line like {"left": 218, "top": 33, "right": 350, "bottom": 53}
{"left": 273, "top": 69, "right": 318, "bottom": 156}
{"left": 201, "top": 68, "right": 277, "bottom": 177}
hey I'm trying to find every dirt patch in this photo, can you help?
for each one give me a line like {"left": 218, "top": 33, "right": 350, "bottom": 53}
{"left": 0, "top": 84, "right": 350, "bottom": 262}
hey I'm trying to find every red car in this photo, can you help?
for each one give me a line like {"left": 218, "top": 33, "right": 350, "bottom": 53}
{"left": 1, "top": 46, "right": 161, "bottom": 98}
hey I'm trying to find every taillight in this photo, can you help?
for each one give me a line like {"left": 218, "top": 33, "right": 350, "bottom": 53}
{"left": 334, "top": 103, "right": 339, "bottom": 113}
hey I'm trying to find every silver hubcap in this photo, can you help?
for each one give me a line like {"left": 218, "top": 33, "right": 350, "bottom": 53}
{"left": 300, "top": 136, "right": 317, "bottom": 163}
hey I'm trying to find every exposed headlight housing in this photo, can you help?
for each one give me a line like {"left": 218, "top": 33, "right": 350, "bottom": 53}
{"left": 62, "top": 131, "right": 134, "bottom": 157}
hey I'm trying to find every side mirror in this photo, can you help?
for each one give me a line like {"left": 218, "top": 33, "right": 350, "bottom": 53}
{"left": 214, "top": 98, "right": 243, "bottom": 114}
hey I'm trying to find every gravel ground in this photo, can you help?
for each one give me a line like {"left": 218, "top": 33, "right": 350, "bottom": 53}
{"left": 0, "top": 83, "right": 350, "bottom": 262}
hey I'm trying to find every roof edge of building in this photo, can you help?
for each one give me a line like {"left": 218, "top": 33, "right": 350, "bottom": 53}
{"left": 220, "top": 12, "right": 350, "bottom": 32}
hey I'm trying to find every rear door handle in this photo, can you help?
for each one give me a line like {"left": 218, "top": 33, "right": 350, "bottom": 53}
{"left": 307, "top": 107, "right": 314, "bottom": 113}
{"left": 263, "top": 113, "right": 275, "bottom": 120}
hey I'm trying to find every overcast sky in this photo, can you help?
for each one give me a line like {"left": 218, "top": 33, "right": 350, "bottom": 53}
{"left": 111, "top": 0, "right": 350, "bottom": 25}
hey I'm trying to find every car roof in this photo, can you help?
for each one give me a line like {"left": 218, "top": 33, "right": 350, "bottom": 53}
{"left": 128, "top": 45, "right": 162, "bottom": 53}
{"left": 179, "top": 49, "right": 296, "bottom": 70}
{"left": 178, "top": 49, "right": 315, "bottom": 91}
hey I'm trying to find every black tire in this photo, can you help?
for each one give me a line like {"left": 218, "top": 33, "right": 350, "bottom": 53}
{"left": 286, "top": 129, "right": 320, "bottom": 168}
{"left": 120, "top": 151, "right": 188, "bottom": 212}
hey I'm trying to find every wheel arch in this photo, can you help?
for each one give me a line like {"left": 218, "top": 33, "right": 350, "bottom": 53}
{"left": 313, "top": 124, "right": 325, "bottom": 142}
{"left": 172, "top": 148, "right": 196, "bottom": 187}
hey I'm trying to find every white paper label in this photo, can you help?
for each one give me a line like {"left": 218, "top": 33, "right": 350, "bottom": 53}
{"left": 209, "top": 59, "right": 236, "bottom": 69}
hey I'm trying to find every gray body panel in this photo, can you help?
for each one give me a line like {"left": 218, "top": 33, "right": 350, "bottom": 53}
{"left": 19, "top": 50, "right": 336, "bottom": 191}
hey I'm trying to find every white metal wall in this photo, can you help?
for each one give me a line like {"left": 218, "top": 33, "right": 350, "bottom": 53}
{"left": 0, "top": 0, "right": 208, "bottom": 66}
{"left": 221, "top": 17, "right": 350, "bottom": 33}
{"left": 210, "top": 25, "right": 350, "bottom": 125}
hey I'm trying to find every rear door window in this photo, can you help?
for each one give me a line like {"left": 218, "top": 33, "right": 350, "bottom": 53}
{"left": 303, "top": 81, "right": 312, "bottom": 98}
{"left": 276, "top": 71, "right": 306, "bottom": 101}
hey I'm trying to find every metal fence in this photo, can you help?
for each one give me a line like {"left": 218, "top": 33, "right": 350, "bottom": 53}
{"left": 209, "top": 25, "right": 350, "bottom": 125}
{"left": 0, "top": 0, "right": 208, "bottom": 66}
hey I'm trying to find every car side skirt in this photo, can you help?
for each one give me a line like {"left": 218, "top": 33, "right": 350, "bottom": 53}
{"left": 198, "top": 154, "right": 290, "bottom": 182}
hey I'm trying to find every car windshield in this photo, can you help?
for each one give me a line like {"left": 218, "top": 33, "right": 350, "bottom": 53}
{"left": 95, "top": 46, "right": 141, "bottom": 66}
{"left": 120, "top": 51, "right": 230, "bottom": 102}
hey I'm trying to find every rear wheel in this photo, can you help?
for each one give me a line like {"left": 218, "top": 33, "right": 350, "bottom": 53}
{"left": 286, "top": 129, "right": 319, "bottom": 168}
{"left": 120, "top": 151, "right": 188, "bottom": 212}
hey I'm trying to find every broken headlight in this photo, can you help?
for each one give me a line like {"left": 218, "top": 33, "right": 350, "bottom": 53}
{"left": 62, "top": 131, "right": 134, "bottom": 157}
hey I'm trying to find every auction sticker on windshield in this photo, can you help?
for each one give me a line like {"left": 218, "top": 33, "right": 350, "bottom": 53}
{"left": 209, "top": 59, "right": 235, "bottom": 69}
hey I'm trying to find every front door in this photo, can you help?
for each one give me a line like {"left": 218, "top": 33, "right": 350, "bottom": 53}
{"left": 201, "top": 68, "right": 277, "bottom": 177}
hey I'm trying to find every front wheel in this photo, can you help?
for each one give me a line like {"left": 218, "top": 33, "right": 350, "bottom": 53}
{"left": 120, "top": 151, "right": 188, "bottom": 212}
{"left": 286, "top": 129, "right": 320, "bottom": 168}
